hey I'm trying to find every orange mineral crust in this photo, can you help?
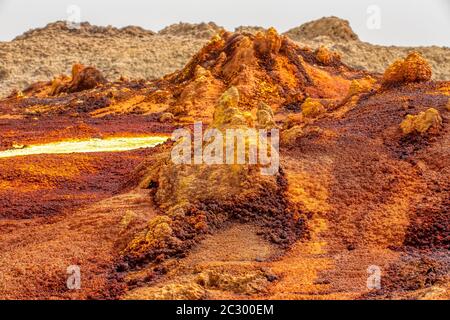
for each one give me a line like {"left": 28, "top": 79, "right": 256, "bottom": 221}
{"left": 0, "top": 28, "right": 448, "bottom": 300}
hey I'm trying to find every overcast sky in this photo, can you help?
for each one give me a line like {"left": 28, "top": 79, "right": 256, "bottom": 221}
{"left": 0, "top": 0, "right": 449, "bottom": 46}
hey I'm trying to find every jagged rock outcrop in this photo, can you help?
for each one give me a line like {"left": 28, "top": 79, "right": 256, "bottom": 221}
{"left": 20, "top": 63, "right": 107, "bottom": 97}
{"left": 55, "top": 63, "right": 107, "bottom": 94}
{"left": 314, "top": 45, "right": 341, "bottom": 65}
{"left": 50, "top": 27, "right": 364, "bottom": 122}
{"left": 347, "top": 77, "right": 377, "bottom": 97}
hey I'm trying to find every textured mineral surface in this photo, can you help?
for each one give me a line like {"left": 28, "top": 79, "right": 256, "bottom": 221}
{"left": 0, "top": 24, "right": 448, "bottom": 300}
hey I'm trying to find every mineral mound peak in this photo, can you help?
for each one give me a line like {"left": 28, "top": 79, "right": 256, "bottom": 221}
{"left": 284, "top": 16, "right": 359, "bottom": 42}
{"left": 146, "top": 27, "right": 368, "bottom": 121}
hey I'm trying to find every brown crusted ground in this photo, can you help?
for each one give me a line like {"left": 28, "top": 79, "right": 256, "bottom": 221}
{"left": 0, "top": 28, "right": 448, "bottom": 300}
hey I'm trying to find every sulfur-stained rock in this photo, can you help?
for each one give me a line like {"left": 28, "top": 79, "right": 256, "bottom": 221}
{"left": 159, "top": 112, "right": 175, "bottom": 123}
{"left": 49, "top": 78, "right": 64, "bottom": 96}
{"left": 382, "top": 52, "right": 432, "bottom": 87}
{"left": 148, "top": 216, "right": 173, "bottom": 238}
{"left": 219, "top": 86, "right": 239, "bottom": 108}
{"left": 157, "top": 27, "right": 358, "bottom": 119}
{"left": 347, "top": 77, "right": 376, "bottom": 97}
{"left": 315, "top": 45, "right": 341, "bottom": 65}
{"left": 122, "top": 88, "right": 304, "bottom": 267}
{"left": 212, "top": 86, "right": 251, "bottom": 128}
{"left": 446, "top": 99, "right": 450, "bottom": 111}
{"left": 284, "top": 113, "right": 303, "bottom": 129}
{"left": 281, "top": 125, "right": 304, "bottom": 146}
{"left": 49, "top": 63, "right": 107, "bottom": 95}
{"left": 400, "top": 108, "right": 443, "bottom": 135}
{"left": 195, "top": 269, "right": 269, "bottom": 294}
{"left": 301, "top": 98, "right": 326, "bottom": 118}
{"left": 254, "top": 27, "right": 282, "bottom": 56}
{"left": 256, "top": 102, "right": 276, "bottom": 129}
{"left": 125, "top": 215, "right": 176, "bottom": 259}
{"left": 67, "top": 63, "right": 107, "bottom": 92}
{"left": 402, "top": 52, "right": 433, "bottom": 83}
{"left": 126, "top": 283, "right": 207, "bottom": 300}
{"left": 167, "top": 104, "right": 187, "bottom": 117}
{"left": 11, "top": 27, "right": 366, "bottom": 118}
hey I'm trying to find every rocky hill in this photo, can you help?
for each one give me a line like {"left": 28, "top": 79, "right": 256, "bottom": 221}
{"left": 157, "top": 21, "right": 224, "bottom": 39}
{"left": 284, "top": 16, "right": 359, "bottom": 42}
{"left": 0, "top": 17, "right": 449, "bottom": 99}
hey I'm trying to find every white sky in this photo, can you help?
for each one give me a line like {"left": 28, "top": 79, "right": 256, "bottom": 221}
{"left": 0, "top": 0, "right": 449, "bottom": 46}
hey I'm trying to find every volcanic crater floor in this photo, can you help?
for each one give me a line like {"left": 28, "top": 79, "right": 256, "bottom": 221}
{"left": 0, "top": 28, "right": 449, "bottom": 300}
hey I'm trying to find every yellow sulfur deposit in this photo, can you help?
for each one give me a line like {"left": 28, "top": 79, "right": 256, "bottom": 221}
{"left": 382, "top": 52, "right": 432, "bottom": 86}
{"left": 315, "top": 46, "right": 340, "bottom": 65}
{"left": 400, "top": 108, "right": 442, "bottom": 135}
{"left": 347, "top": 77, "right": 376, "bottom": 97}
{"left": 301, "top": 98, "right": 326, "bottom": 118}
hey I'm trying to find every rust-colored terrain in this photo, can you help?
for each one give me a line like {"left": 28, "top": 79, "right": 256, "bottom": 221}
{"left": 0, "top": 28, "right": 448, "bottom": 300}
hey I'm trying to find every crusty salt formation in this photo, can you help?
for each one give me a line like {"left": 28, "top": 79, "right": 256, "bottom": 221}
{"left": 122, "top": 87, "right": 305, "bottom": 266}
{"left": 382, "top": 52, "right": 432, "bottom": 87}
{"left": 400, "top": 108, "right": 442, "bottom": 135}
{"left": 301, "top": 98, "right": 325, "bottom": 118}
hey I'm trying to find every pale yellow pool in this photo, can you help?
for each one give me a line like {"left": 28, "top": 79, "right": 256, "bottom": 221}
{"left": 0, "top": 136, "right": 168, "bottom": 158}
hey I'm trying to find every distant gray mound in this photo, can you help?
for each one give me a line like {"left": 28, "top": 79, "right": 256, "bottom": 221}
{"left": 284, "top": 16, "right": 359, "bottom": 42}
{"left": 158, "top": 22, "right": 224, "bottom": 39}
{"left": 14, "top": 21, "right": 155, "bottom": 40}
{"left": 234, "top": 26, "right": 267, "bottom": 34}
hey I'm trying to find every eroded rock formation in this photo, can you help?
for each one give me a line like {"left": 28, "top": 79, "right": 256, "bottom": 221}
{"left": 122, "top": 87, "right": 304, "bottom": 267}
